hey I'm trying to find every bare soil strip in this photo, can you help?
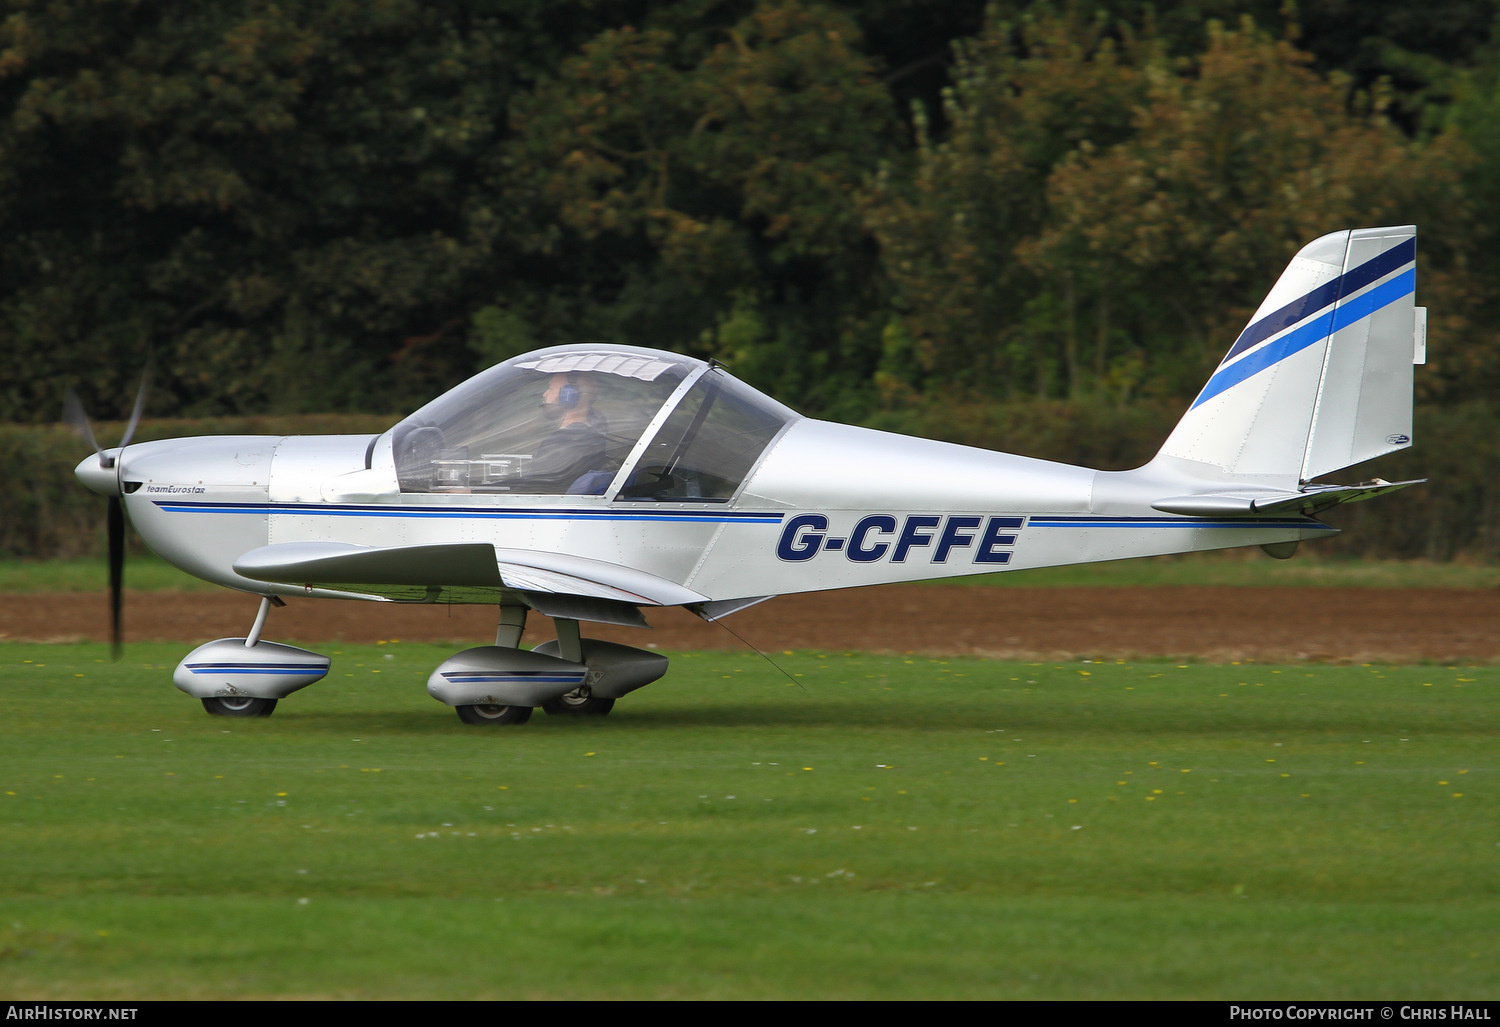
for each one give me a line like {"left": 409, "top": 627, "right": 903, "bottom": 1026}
{"left": 4, "top": 586, "right": 1496, "bottom": 662}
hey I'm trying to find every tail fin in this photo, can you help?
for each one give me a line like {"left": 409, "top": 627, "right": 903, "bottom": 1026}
{"left": 1157, "top": 226, "right": 1422, "bottom": 485}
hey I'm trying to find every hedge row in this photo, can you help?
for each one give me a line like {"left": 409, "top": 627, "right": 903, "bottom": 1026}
{"left": 6, "top": 404, "right": 1496, "bottom": 562}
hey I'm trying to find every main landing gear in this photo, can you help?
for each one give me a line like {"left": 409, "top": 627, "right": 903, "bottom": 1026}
{"left": 455, "top": 703, "right": 533, "bottom": 725}
{"left": 541, "top": 687, "right": 615, "bottom": 717}
{"left": 430, "top": 607, "right": 667, "bottom": 726}
{"left": 201, "top": 696, "right": 279, "bottom": 718}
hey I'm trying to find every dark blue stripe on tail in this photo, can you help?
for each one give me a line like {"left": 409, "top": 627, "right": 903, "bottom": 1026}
{"left": 1219, "top": 236, "right": 1415, "bottom": 366}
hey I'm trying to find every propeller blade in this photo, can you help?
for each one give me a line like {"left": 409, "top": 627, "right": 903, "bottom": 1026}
{"left": 108, "top": 495, "right": 125, "bottom": 661}
{"left": 68, "top": 364, "right": 149, "bottom": 660}
{"left": 118, "top": 361, "right": 152, "bottom": 451}
{"left": 63, "top": 386, "right": 103, "bottom": 459}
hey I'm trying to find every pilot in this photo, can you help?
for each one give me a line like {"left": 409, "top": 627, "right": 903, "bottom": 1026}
{"left": 516, "top": 373, "right": 610, "bottom": 493}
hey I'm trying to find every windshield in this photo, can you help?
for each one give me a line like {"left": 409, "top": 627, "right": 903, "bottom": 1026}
{"left": 392, "top": 348, "right": 695, "bottom": 495}
{"left": 617, "top": 370, "right": 792, "bottom": 502}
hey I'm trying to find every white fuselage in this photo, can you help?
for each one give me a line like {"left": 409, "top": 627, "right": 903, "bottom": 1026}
{"left": 115, "top": 416, "right": 1332, "bottom": 606}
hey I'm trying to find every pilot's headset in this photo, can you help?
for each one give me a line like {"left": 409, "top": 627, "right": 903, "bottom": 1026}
{"left": 557, "top": 375, "right": 581, "bottom": 409}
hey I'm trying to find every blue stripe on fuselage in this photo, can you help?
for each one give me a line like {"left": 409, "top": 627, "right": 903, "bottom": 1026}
{"left": 1028, "top": 516, "right": 1334, "bottom": 530}
{"left": 152, "top": 501, "right": 786, "bottom": 525}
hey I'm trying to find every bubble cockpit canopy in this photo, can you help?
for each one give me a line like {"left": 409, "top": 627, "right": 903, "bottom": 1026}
{"left": 389, "top": 346, "right": 795, "bottom": 501}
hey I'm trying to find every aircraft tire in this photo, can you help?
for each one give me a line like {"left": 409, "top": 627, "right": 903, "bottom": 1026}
{"left": 201, "top": 696, "right": 278, "bottom": 718}
{"left": 455, "top": 703, "right": 533, "bottom": 726}
{"left": 541, "top": 689, "right": 615, "bottom": 716}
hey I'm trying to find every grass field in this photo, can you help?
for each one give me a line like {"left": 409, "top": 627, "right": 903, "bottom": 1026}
{"left": 1, "top": 642, "right": 1495, "bottom": 999}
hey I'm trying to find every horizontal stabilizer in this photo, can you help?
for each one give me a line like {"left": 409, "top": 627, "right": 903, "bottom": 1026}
{"left": 1152, "top": 479, "right": 1423, "bottom": 518}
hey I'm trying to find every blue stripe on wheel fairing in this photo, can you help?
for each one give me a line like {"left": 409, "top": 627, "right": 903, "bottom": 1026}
{"left": 1190, "top": 268, "right": 1415, "bottom": 411}
{"left": 441, "top": 674, "right": 586, "bottom": 684}
{"left": 185, "top": 663, "right": 326, "bottom": 675}
{"left": 1219, "top": 236, "right": 1415, "bottom": 367}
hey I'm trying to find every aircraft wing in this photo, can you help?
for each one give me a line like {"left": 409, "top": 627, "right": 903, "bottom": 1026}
{"left": 232, "top": 541, "right": 709, "bottom": 627}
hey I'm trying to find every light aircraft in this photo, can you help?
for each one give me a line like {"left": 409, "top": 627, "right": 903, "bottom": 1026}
{"left": 72, "top": 225, "right": 1427, "bottom": 725}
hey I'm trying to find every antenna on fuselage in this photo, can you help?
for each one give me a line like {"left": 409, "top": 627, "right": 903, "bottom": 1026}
{"left": 697, "top": 612, "right": 807, "bottom": 693}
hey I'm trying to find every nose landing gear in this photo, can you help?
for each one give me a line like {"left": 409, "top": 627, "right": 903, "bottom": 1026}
{"left": 173, "top": 598, "right": 328, "bottom": 718}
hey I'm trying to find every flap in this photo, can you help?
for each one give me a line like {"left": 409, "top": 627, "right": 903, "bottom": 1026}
{"left": 689, "top": 596, "right": 777, "bottom": 622}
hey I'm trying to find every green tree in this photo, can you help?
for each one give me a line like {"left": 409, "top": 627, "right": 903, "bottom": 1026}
{"left": 1027, "top": 18, "right": 1474, "bottom": 399}
{"left": 865, "top": 8, "right": 1477, "bottom": 404}
{"left": 1439, "top": 17, "right": 1500, "bottom": 402}
{"left": 502, "top": 0, "right": 897, "bottom": 413}
{"left": 863, "top": 7, "right": 1153, "bottom": 400}
{"left": 0, "top": 0, "right": 588, "bottom": 421}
